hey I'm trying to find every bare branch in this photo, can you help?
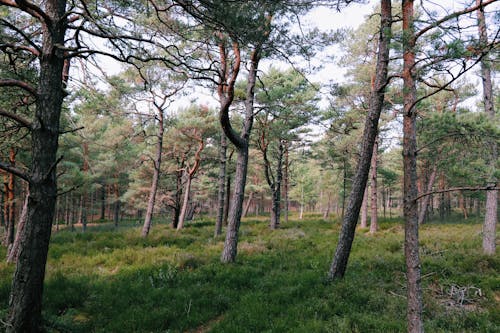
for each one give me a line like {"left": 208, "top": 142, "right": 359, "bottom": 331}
{"left": 415, "top": 185, "right": 499, "bottom": 202}
{"left": 0, "top": 108, "right": 32, "bottom": 128}
{"left": 0, "top": 0, "right": 52, "bottom": 25}
{"left": 0, "top": 79, "right": 37, "bottom": 97}
{"left": 0, "top": 161, "right": 30, "bottom": 182}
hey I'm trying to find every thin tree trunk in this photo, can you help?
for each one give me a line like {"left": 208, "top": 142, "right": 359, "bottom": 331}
{"left": 360, "top": 185, "right": 369, "bottom": 228}
{"left": 477, "top": 0, "right": 497, "bottom": 255}
{"left": 283, "top": 141, "right": 289, "bottom": 223}
{"left": 215, "top": 132, "right": 227, "bottom": 236}
{"left": 402, "top": 1, "right": 423, "bottom": 331}
{"left": 418, "top": 163, "right": 438, "bottom": 224}
{"left": 7, "top": 1, "right": 67, "bottom": 330}
{"left": 223, "top": 173, "right": 230, "bottom": 226}
{"left": 220, "top": 41, "right": 262, "bottom": 262}
{"left": 100, "top": 184, "right": 106, "bottom": 220}
{"left": 7, "top": 190, "right": 28, "bottom": 263}
{"left": 113, "top": 184, "right": 120, "bottom": 228}
{"left": 370, "top": 138, "right": 378, "bottom": 233}
{"left": 5, "top": 149, "right": 15, "bottom": 248}
{"left": 221, "top": 147, "right": 249, "bottom": 262}
{"left": 242, "top": 191, "right": 254, "bottom": 218}
{"left": 328, "top": 0, "right": 391, "bottom": 280}
{"left": 142, "top": 110, "right": 164, "bottom": 237}
{"left": 177, "top": 174, "right": 192, "bottom": 230}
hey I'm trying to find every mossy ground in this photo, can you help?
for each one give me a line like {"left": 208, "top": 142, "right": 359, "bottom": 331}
{"left": 0, "top": 214, "right": 498, "bottom": 332}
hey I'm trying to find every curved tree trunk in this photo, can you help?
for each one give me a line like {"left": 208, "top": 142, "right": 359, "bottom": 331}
{"left": 328, "top": 0, "right": 391, "bottom": 280}
{"left": 142, "top": 110, "right": 164, "bottom": 237}
{"left": 220, "top": 44, "right": 261, "bottom": 263}
{"left": 7, "top": 1, "right": 67, "bottom": 330}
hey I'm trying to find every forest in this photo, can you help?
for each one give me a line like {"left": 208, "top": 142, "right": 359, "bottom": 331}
{"left": 0, "top": 0, "right": 498, "bottom": 332}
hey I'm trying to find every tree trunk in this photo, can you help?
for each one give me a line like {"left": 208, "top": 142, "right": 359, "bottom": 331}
{"left": 7, "top": 190, "right": 28, "bottom": 264}
{"left": 100, "top": 184, "right": 106, "bottom": 220}
{"left": 418, "top": 163, "right": 437, "bottom": 224}
{"left": 113, "top": 184, "right": 120, "bottom": 228}
{"left": 7, "top": 1, "right": 67, "bottom": 330}
{"left": 142, "top": 110, "right": 164, "bottom": 237}
{"left": 223, "top": 173, "right": 230, "bottom": 226}
{"left": 477, "top": 0, "right": 497, "bottom": 255}
{"left": 360, "top": 185, "right": 369, "bottom": 228}
{"left": 402, "top": 1, "right": 423, "bottom": 331}
{"left": 221, "top": 147, "right": 248, "bottom": 262}
{"left": 328, "top": 0, "right": 391, "bottom": 280}
{"left": 220, "top": 44, "right": 261, "bottom": 263}
{"left": 177, "top": 174, "right": 192, "bottom": 230}
{"left": 270, "top": 141, "right": 283, "bottom": 229}
{"left": 215, "top": 132, "right": 227, "bottom": 237}
{"left": 370, "top": 138, "right": 378, "bottom": 234}
{"left": 242, "top": 191, "right": 254, "bottom": 218}
{"left": 283, "top": 141, "right": 289, "bottom": 223}
{"left": 5, "top": 149, "right": 16, "bottom": 249}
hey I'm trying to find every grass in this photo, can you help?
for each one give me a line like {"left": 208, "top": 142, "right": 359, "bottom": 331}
{"left": 0, "top": 214, "right": 498, "bottom": 332}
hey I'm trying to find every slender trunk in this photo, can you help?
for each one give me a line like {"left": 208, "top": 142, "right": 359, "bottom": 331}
{"left": 5, "top": 148, "right": 16, "bottom": 248}
{"left": 402, "top": 1, "right": 423, "bottom": 331}
{"left": 360, "top": 185, "right": 369, "bottom": 228}
{"left": 477, "top": 0, "right": 497, "bottom": 255}
{"left": 418, "top": 163, "right": 438, "bottom": 224}
{"left": 323, "top": 193, "right": 331, "bottom": 220}
{"left": 215, "top": 132, "right": 227, "bottom": 236}
{"left": 142, "top": 110, "right": 164, "bottom": 237}
{"left": 370, "top": 138, "right": 378, "bottom": 233}
{"left": 8, "top": 1, "right": 67, "bottom": 330}
{"left": 459, "top": 191, "right": 468, "bottom": 219}
{"left": 113, "top": 184, "right": 120, "bottom": 228}
{"left": 220, "top": 42, "right": 261, "bottom": 263}
{"left": 100, "top": 184, "right": 106, "bottom": 220}
{"left": 177, "top": 174, "right": 192, "bottom": 230}
{"left": 221, "top": 147, "right": 248, "bottom": 262}
{"left": 171, "top": 167, "right": 183, "bottom": 229}
{"left": 242, "top": 191, "right": 254, "bottom": 218}
{"left": 299, "top": 184, "right": 304, "bottom": 220}
{"left": 223, "top": 173, "right": 230, "bottom": 226}
{"left": 328, "top": 0, "right": 391, "bottom": 280}
{"left": 283, "top": 141, "right": 289, "bottom": 223}
{"left": 7, "top": 190, "right": 28, "bottom": 263}
{"left": 270, "top": 141, "right": 283, "bottom": 229}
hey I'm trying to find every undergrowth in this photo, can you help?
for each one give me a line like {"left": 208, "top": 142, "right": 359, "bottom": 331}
{"left": 0, "top": 215, "right": 498, "bottom": 332}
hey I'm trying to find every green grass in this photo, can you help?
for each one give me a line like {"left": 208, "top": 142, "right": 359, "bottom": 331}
{"left": 0, "top": 215, "right": 498, "bottom": 332}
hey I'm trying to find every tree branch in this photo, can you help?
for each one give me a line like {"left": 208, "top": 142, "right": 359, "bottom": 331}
{"left": 0, "top": 108, "right": 32, "bottom": 129}
{"left": 0, "top": 0, "right": 52, "bottom": 25}
{"left": 0, "top": 161, "right": 30, "bottom": 182}
{"left": 415, "top": 0, "right": 497, "bottom": 40}
{"left": 414, "top": 185, "right": 499, "bottom": 202}
{"left": 0, "top": 79, "right": 37, "bottom": 97}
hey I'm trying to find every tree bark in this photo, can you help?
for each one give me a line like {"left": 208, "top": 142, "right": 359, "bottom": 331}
{"left": 7, "top": 190, "right": 28, "bottom": 264}
{"left": 221, "top": 46, "right": 260, "bottom": 263}
{"left": 418, "top": 163, "right": 437, "bottom": 224}
{"left": 5, "top": 148, "right": 16, "bottom": 249}
{"left": 360, "top": 185, "right": 369, "bottom": 228}
{"left": 283, "top": 141, "right": 289, "bottom": 223}
{"left": 402, "top": 1, "right": 423, "bottom": 331}
{"left": 177, "top": 173, "right": 192, "bottom": 230}
{"left": 370, "top": 138, "right": 378, "bottom": 233}
{"left": 113, "top": 184, "right": 120, "bottom": 228}
{"left": 7, "top": 1, "right": 67, "bottom": 331}
{"left": 328, "top": 0, "right": 391, "bottom": 280}
{"left": 477, "top": 0, "right": 497, "bottom": 255}
{"left": 214, "top": 131, "right": 227, "bottom": 237}
{"left": 242, "top": 191, "right": 254, "bottom": 218}
{"left": 142, "top": 109, "right": 164, "bottom": 237}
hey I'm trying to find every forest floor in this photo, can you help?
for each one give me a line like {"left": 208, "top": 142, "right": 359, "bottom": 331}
{"left": 0, "top": 214, "right": 498, "bottom": 332}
